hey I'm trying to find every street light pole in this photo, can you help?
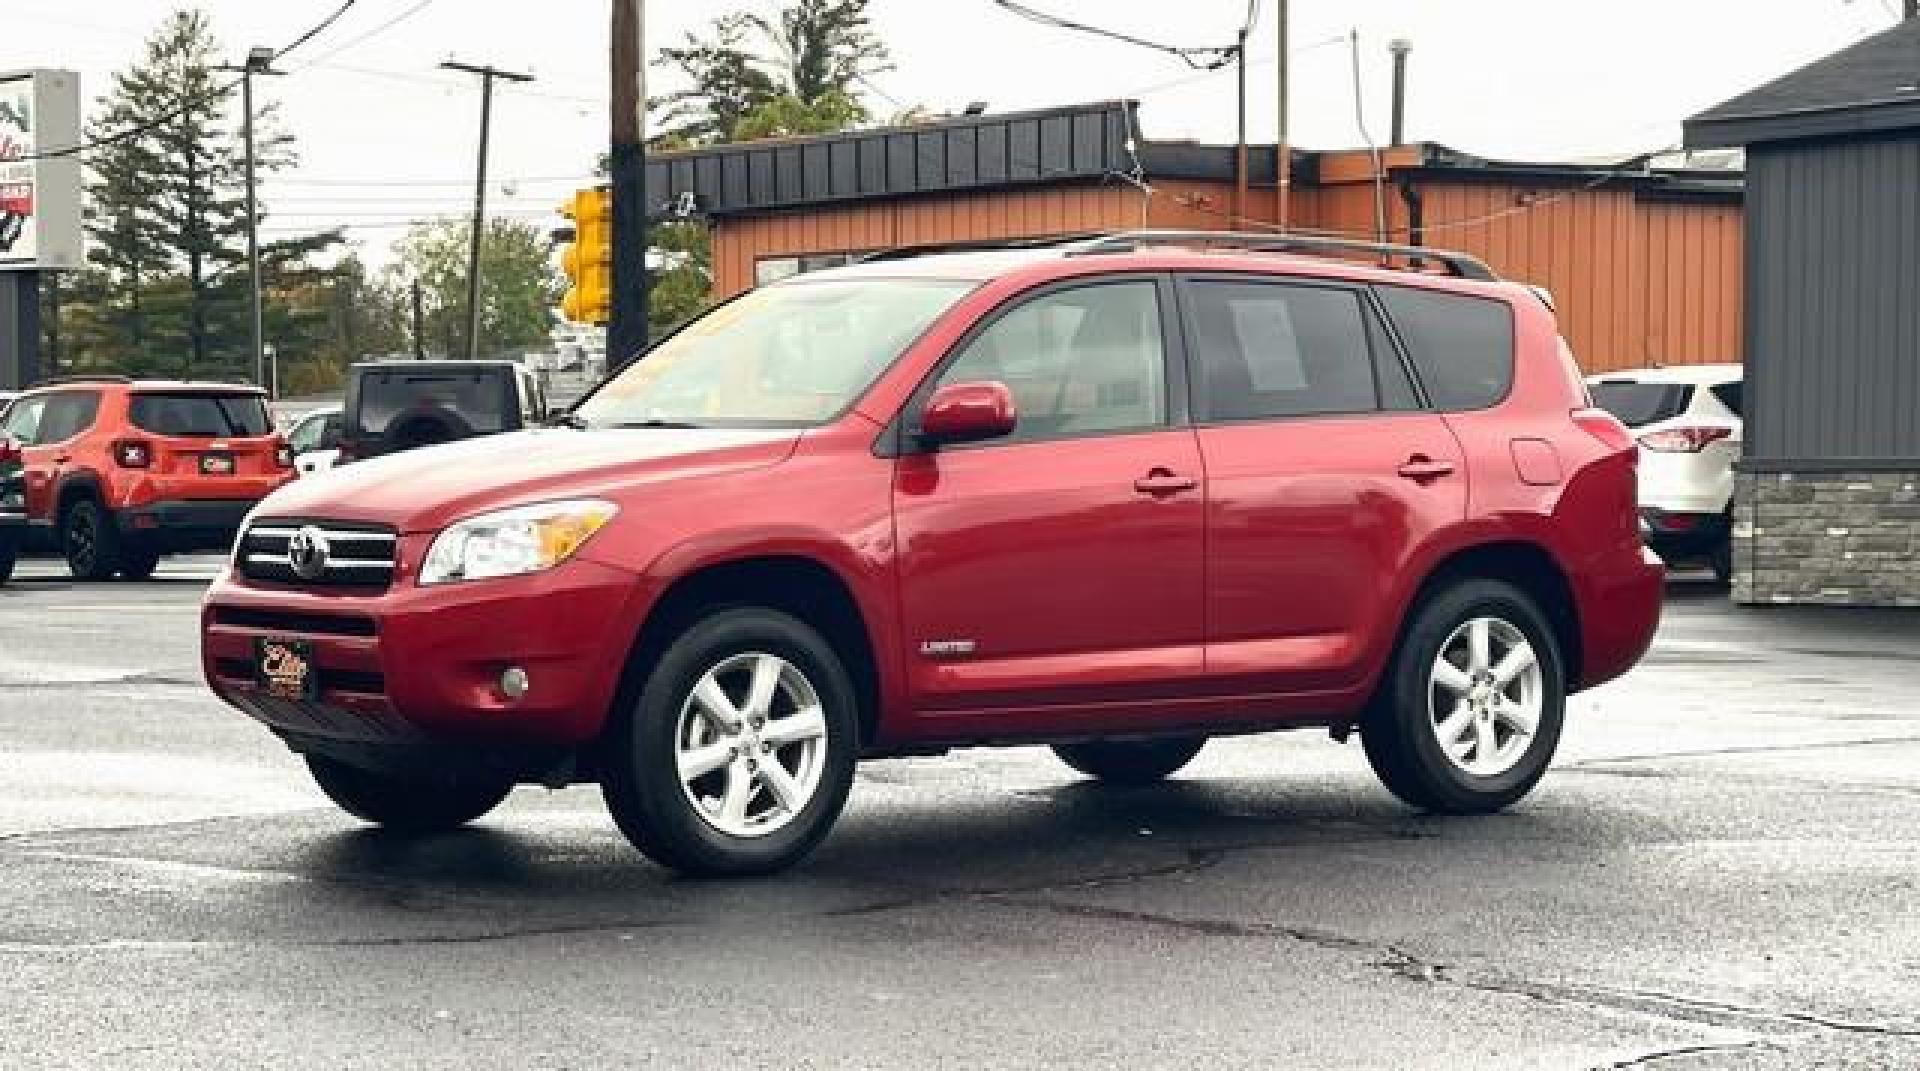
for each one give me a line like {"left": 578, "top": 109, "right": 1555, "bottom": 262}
{"left": 440, "top": 60, "right": 534, "bottom": 360}
{"left": 216, "top": 47, "right": 282, "bottom": 389}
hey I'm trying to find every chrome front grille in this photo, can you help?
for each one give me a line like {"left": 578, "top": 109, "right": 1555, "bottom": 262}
{"left": 237, "top": 520, "right": 398, "bottom": 588}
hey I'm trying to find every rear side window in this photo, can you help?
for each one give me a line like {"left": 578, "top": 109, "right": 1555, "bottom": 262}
{"left": 1710, "top": 381, "right": 1743, "bottom": 417}
{"left": 1589, "top": 381, "right": 1694, "bottom": 428}
{"left": 37, "top": 392, "right": 102, "bottom": 443}
{"left": 351, "top": 371, "right": 509, "bottom": 438}
{"left": 1377, "top": 286, "right": 1515, "bottom": 411}
{"left": 129, "top": 393, "right": 272, "bottom": 437}
{"left": 1185, "top": 280, "right": 1376, "bottom": 420}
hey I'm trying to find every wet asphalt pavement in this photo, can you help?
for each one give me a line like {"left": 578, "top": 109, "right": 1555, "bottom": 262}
{"left": 2, "top": 557, "right": 1917, "bottom": 1069}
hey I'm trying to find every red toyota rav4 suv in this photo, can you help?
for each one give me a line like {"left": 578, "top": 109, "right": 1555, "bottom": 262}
{"left": 1, "top": 377, "right": 293, "bottom": 581}
{"left": 201, "top": 232, "right": 1661, "bottom": 876}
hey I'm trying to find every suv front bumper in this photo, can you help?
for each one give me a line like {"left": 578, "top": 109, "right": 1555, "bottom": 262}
{"left": 202, "top": 556, "right": 653, "bottom": 770}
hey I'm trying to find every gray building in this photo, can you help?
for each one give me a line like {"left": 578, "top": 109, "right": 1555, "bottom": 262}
{"left": 1686, "top": 19, "right": 1920, "bottom": 607}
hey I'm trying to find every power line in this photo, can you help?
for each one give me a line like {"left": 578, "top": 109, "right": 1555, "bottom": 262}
{"left": 988, "top": 0, "right": 1241, "bottom": 70}
{"left": 288, "top": 0, "right": 439, "bottom": 72}
{"left": 17, "top": 0, "right": 360, "bottom": 161}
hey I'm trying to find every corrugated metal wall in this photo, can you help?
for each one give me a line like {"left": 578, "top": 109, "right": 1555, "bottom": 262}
{"left": 1744, "top": 136, "right": 1920, "bottom": 465}
{"left": 709, "top": 166, "right": 1743, "bottom": 376}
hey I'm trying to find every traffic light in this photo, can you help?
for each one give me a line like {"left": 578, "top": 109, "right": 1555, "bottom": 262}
{"left": 558, "top": 187, "right": 611, "bottom": 325}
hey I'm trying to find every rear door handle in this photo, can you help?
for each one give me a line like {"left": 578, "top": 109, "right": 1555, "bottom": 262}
{"left": 1134, "top": 469, "right": 1199, "bottom": 495}
{"left": 1396, "top": 456, "right": 1455, "bottom": 481}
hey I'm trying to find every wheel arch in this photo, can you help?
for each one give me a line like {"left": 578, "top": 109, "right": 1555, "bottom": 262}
{"left": 54, "top": 469, "right": 109, "bottom": 521}
{"left": 615, "top": 551, "right": 886, "bottom": 749}
{"left": 1395, "top": 539, "right": 1584, "bottom": 692}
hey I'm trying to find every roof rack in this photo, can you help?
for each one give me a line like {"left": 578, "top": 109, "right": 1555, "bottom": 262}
{"left": 27, "top": 374, "right": 133, "bottom": 388}
{"left": 1065, "top": 230, "right": 1500, "bottom": 281}
{"left": 858, "top": 233, "right": 1103, "bottom": 264}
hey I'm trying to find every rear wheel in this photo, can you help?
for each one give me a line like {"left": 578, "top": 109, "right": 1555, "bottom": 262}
{"left": 1052, "top": 737, "right": 1206, "bottom": 784}
{"left": 601, "top": 608, "right": 859, "bottom": 877}
{"left": 1362, "top": 579, "right": 1565, "bottom": 814}
{"left": 306, "top": 755, "right": 513, "bottom": 833}
{"left": 62, "top": 499, "right": 122, "bottom": 581}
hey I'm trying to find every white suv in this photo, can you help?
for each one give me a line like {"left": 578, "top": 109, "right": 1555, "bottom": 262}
{"left": 1587, "top": 364, "right": 1743, "bottom": 581}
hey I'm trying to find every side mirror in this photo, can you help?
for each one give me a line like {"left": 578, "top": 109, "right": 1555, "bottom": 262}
{"left": 919, "top": 381, "right": 1017, "bottom": 447}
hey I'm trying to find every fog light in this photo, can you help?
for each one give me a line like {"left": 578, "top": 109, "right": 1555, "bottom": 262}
{"left": 500, "top": 667, "right": 530, "bottom": 700}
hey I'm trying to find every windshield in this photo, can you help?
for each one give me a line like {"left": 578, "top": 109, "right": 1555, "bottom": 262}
{"left": 128, "top": 392, "right": 272, "bottom": 438}
{"left": 574, "top": 278, "right": 974, "bottom": 428}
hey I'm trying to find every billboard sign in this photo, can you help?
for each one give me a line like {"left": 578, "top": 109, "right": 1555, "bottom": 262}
{"left": 0, "top": 69, "right": 83, "bottom": 272}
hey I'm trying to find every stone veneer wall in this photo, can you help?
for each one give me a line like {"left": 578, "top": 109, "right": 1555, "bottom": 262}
{"left": 1733, "top": 471, "right": 1920, "bottom": 607}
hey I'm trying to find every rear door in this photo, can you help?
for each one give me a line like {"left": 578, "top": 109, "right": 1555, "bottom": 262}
{"left": 1179, "top": 275, "right": 1467, "bottom": 697}
{"left": 24, "top": 392, "right": 101, "bottom": 523}
{"left": 125, "top": 391, "right": 279, "bottom": 489}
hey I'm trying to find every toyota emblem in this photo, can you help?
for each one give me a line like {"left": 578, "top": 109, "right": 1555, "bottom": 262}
{"left": 286, "top": 525, "right": 331, "bottom": 580}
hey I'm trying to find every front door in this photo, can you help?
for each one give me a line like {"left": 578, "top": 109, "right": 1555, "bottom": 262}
{"left": 893, "top": 277, "right": 1206, "bottom": 720}
{"left": 1177, "top": 276, "right": 1467, "bottom": 698}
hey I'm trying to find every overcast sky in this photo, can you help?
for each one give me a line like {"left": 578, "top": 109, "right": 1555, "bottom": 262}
{"left": 10, "top": 0, "right": 1903, "bottom": 265}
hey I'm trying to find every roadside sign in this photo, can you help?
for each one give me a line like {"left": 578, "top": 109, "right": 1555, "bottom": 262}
{"left": 0, "top": 69, "right": 83, "bottom": 272}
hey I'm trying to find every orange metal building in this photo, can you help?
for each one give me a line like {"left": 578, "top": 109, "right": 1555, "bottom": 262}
{"left": 650, "top": 102, "right": 1743, "bottom": 374}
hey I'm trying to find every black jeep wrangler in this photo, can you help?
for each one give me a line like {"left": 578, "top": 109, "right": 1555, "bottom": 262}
{"left": 336, "top": 361, "right": 549, "bottom": 464}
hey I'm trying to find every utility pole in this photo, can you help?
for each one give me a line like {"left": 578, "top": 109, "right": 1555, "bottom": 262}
{"left": 215, "top": 47, "right": 284, "bottom": 389}
{"left": 410, "top": 279, "right": 426, "bottom": 359}
{"left": 608, "top": 0, "right": 650, "bottom": 365}
{"left": 1275, "top": 0, "right": 1291, "bottom": 229}
{"left": 440, "top": 60, "right": 534, "bottom": 360}
{"left": 1234, "top": 15, "right": 1250, "bottom": 225}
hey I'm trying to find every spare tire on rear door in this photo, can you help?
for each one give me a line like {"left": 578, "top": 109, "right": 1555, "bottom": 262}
{"left": 381, "top": 407, "right": 473, "bottom": 454}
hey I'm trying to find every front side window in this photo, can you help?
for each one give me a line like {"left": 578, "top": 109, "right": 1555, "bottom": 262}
{"left": 931, "top": 280, "right": 1168, "bottom": 444}
{"left": 576, "top": 278, "right": 974, "bottom": 429}
{"left": 129, "top": 392, "right": 271, "bottom": 438}
{"left": 1186, "top": 281, "right": 1376, "bottom": 421}
{"left": 36, "top": 392, "right": 102, "bottom": 443}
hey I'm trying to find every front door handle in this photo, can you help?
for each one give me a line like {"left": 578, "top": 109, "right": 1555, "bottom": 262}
{"left": 1396, "top": 455, "right": 1455, "bottom": 481}
{"left": 1134, "top": 469, "right": 1199, "bottom": 495}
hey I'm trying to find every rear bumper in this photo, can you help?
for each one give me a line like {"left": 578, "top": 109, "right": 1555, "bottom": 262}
{"left": 1641, "top": 509, "right": 1730, "bottom": 561}
{"left": 118, "top": 498, "right": 259, "bottom": 550}
{"left": 201, "top": 556, "right": 654, "bottom": 764}
{"left": 1573, "top": 544, "right": 1665, "bottom": 693}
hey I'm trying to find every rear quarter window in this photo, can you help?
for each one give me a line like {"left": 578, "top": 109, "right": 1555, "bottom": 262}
{"left": 351, "top": 371, "right": 509, "bottom": 437}
{"left": 1376, "top": 285, "right": 1515, "bottom": 411}
{"left": 129, "top": 393, "right": 272, "bottom": 437}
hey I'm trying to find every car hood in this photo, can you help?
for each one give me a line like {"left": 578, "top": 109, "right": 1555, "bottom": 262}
{"left": 251, "top": 427, "right": 802, "bottom": 534}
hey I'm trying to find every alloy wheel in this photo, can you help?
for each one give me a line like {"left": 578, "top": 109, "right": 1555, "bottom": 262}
{"left": 674, "top": 651, "right": 829, "bottom": 838}
{"left": 1427, "top": 617, "right": 1543, "bottom": 778}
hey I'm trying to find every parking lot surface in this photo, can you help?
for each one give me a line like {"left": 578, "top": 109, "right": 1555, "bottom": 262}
{"left": 2, "top": 561, "right": 1916, "bottom": 1069}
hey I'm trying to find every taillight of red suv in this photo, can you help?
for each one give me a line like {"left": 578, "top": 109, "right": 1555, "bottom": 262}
{"left": 112, "top": 439, "right": 152, "bottom": 468}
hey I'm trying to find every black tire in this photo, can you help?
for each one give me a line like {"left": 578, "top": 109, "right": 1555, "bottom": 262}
{"left": 62, "top": 499, "right": 122, "bottom": 581}
{"left": 601, "top": 607, "right": 860, "bottom": 877}
{"left": 1361, "top": 579, "right": 1566, "bottom": 815}
{"left": 119, "top": 545, "right": 162, "bottom": 581}
{"left": 1708, "top": 536, "right": 1733, "bottom": 586}
{"left": 0, "top": 531, "right": 16, "bottom": 583}
{"left": 306, "top": 755, "right": 513, "bottom": 833}
{"left": 1052, "top": 737, "right": 1206, "bottom": 785}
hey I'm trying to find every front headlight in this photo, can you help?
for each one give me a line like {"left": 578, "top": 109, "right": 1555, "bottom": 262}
{"left": 419, "top": 499, "right": 618, "bottom": 586}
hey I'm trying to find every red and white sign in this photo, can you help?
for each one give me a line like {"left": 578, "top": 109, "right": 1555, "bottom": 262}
{"left": 0, "top": 69, "right": 82, "bottom": 271}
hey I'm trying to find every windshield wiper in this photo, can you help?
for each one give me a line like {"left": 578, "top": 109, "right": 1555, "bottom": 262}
{"left": 612, "top": 419, "right": 709, "bottom": 430}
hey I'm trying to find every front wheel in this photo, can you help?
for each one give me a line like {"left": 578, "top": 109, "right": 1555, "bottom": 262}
{"left": 601, "top": 608, "right": 859, "bottom": 877}
{"left": 62, "top": 499, "right": 122, "bottom": 581}
{"left": 1362, "top": 579, "right": 1565, "bottom": 814}
{"left": 1052, "top": 737, "right": 1206, "bottom": 784}
{"left": 306, "top": 755, "right": 514, "bottom": 833}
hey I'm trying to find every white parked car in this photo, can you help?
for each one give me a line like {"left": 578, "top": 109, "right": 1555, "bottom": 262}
{"left": 284, "top": 406, "right": 344, "bottom": 477}
{"left": 1586, "top": 364, "right": 1743, "bottom": 581}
